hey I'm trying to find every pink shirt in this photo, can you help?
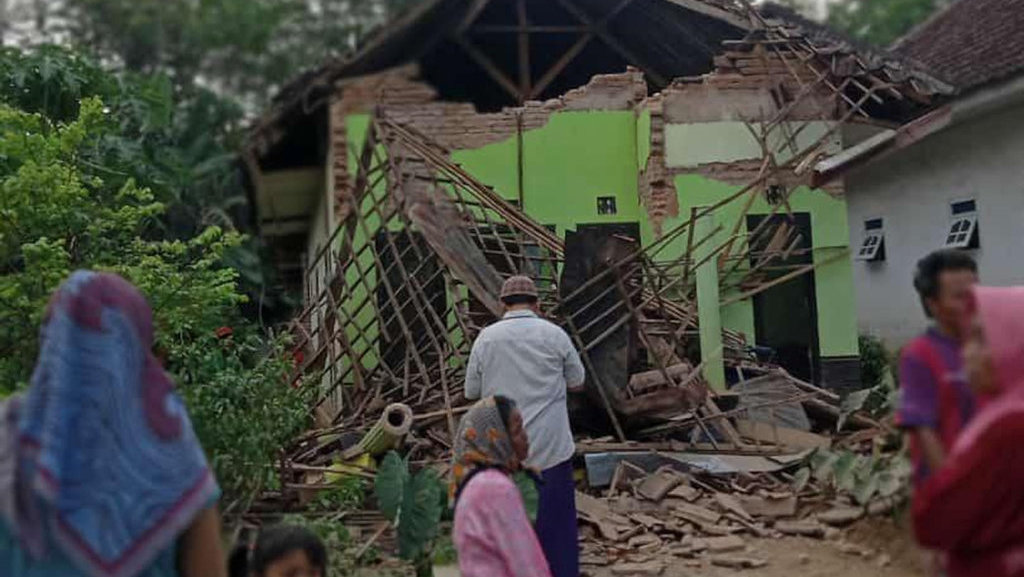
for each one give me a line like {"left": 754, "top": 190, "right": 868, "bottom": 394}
{"left": 453, "top": 469, "right": 552, "bottom": 577}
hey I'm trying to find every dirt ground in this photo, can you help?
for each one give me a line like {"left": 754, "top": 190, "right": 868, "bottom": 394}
{"left": 432, "top": 517, "right": 926, "bottom": 577}
{"left": 584, "top": 516, "right": 927, "bottom": 577}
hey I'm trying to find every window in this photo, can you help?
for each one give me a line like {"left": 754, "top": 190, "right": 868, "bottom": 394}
{"left": 597, "top": 196, "right": 617, "bottom": 215}
{"left": 943, "top": 200, "right": 979, "bottom": 249}
{"left": 855, "top": 218, "right": 885, "bottom": 261}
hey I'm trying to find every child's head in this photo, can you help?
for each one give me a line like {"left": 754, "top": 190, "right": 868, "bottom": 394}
{"left": 230, "top": 525, "right": 327, "bottom": 577}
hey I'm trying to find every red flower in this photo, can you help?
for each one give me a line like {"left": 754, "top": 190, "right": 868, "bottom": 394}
{"left": 215, "top": 326, "right": 233, "bottom": 339}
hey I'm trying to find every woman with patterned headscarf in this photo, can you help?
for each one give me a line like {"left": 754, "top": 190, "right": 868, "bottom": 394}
{"left": 0, "top": 271, "right": 226, "bottom": 577}
{"left": 451, "top": 396, "right": 551, "bottom": 577}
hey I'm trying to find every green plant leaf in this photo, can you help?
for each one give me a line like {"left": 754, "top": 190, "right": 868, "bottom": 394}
{"left": 375, "top": 451, "right": 409, "bottom": 523}
{"left": 853, "top": 473, "right": 880, "bottom": 505}
{"left": 513, "top": 471, "right": 539, "bottom": 522}
{"left": 838, "top": 388, "right": 873, "bottom": 431}
{"left": 397, "top": 468, "right": 443, "bottom": 561}
{"left": 811, "top": 450, "right": 839, "bottom": 482}
{"left": 792, "top": 467, "right": 812, "bottom": 493}
{"left": 833, "top": 452, "right": 859, "bottom": 491}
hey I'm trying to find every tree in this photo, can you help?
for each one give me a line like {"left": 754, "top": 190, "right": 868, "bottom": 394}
{"left": 769, "top": 0, "right": 949, "bottom": 48}
{"left": 826, "top": 0, "right": 950, "bottom": 47}
{"left": 0, "top": 46, "right": 311, "bottom": 513}
{"left": 9, "top": 0, "right": 422, "bottom": 108}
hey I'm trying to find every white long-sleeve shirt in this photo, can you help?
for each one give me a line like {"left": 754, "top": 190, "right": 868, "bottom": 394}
{"left": 465, "top": 310, "right": 585, "bottom": 470}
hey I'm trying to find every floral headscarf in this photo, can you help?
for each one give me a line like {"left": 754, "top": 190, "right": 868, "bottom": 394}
{"left": 0, "top": 271, "right": 217, "bottom": 577}
{"left": 450, "top": 397, "right": 523, "bottom": 502}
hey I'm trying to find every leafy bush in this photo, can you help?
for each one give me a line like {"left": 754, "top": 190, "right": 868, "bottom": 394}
{"left": 859, "top": 334, "right": 893, "bottom": 389}
{"left": 0, "top": 45, "right": 298, "bottom": 322}
{"left": 0, "top": 75, "right": 308, "bottom": 511}
{"left": 793, "top": 446, "right": 911, "bottom": 507}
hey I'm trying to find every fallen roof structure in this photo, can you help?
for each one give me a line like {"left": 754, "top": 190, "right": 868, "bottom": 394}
{"left": 270, "top": 3, "right": 937, "bottom": 493}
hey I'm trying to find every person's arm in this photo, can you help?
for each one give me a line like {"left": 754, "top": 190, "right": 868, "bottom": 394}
{"left": 912, "top": 427, "right": 946, "bottom": 472}
{"left": 465, "top": 342, "right": 483, "bottom": 401}
{"left": 178, "top": 505, "right": 227, "bottom": 577}
{"left": 561, "top": 332, "right": 585, "bottom": 393}
{"left": 913, "top": 413, "right": 1024, "bottom": 553}
{"left": 897, "top": 352, "right": 943, "bottom": 464}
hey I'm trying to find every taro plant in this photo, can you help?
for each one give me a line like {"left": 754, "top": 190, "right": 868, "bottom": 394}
{"left": 375, "top": 452, "right": 444, "bottom": 577}
{"left": 792, "top": 445, "right": 911, "bottom": 507}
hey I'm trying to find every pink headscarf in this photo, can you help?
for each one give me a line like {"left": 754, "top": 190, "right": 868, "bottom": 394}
{"left": 912, "top": 286, "right": 1024, "bottom": 576}
{"left": 969, "top": 286, "right": 1024, "bottom": 394}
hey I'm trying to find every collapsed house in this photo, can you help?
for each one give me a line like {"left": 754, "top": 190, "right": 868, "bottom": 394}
{"left": 243, "top": 0, "right": 950, "bottom": 485}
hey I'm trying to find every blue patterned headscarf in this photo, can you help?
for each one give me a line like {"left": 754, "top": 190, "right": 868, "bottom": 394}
{"left": 1, "top": 271, "right": 218, "bottom": 577}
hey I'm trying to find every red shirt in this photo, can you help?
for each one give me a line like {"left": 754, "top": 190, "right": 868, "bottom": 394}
{"left": 898, "top": 330, "right": 976, "bottom": 485}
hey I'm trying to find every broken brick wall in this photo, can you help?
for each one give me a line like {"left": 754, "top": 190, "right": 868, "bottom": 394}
{"left": 327, "top": 65, "right": 651, "bottom": 242}
{"left": 634, "top": 45, "right": 861, "bottom": 379}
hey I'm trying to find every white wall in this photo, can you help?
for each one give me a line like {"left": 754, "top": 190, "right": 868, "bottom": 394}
{"left": 846, "top": 102, "right": 1024, "bottom": 347}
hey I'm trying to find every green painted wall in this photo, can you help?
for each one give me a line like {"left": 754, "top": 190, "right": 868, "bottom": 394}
{"left": 453, "top": 111, "right": 644, "bottom": 237}
{"left": 640, "top": 173, "right": 858, "bottom": 358}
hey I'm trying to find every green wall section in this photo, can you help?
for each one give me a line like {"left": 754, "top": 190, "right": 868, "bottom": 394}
{"left": 643, "top": 173, "right": 858, "bottom": 357}
{"left": 454, "top": 111, "right": 643, "bottom": 237}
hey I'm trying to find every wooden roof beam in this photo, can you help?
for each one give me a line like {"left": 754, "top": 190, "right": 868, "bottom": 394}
{"left": 555, "top": 0, "right": 669, "bottom": 87}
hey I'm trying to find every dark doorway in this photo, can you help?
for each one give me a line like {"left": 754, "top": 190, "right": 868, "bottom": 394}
{"left": 561, "top": 222, "right": 642, "bottom": 432}
{"left": 746, "top": 213, "right": 821, "bottom": 384}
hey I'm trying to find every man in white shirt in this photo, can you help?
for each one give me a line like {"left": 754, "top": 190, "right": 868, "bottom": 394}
{"left": 465, "top": 275, "right": 585, "bottom": 577}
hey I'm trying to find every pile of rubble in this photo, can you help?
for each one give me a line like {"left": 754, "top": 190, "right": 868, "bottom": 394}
{"left": 575, "top": 453, "right": 901, "bottom": 575}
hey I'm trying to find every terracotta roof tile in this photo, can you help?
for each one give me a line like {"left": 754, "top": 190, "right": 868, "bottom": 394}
{"left": 895, "top": 0, "right": 1024, "bottom": 90}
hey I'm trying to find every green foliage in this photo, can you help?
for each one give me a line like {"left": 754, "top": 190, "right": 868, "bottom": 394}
{"left": 174, "top": 331, "right": 313, "bottom": 512}
{"left": 0, "top": 71, "right": 308, "bottom": 510}
{"left": 827, "top": 0, "right": 951, "bottom": 47}
{"left": 0, "top": 44, "right": 297, "bottom": 321}
{"left": 311, "top": 477, "right": 369, "bottom": 512}
{"left": 836, "top": 335, "right": 898, "bottom": 431}
{"left": 801, "top": 446, "right": 911, "bottom": 506}
{"left": 376, "top": 452, "right": 411, "bottom": 523}
{"left": 32, "top": 0, "right": 422, "bottom": 107}
{"left": 374, "top": 451, "right": 444, "bottom": 577}
{"left": 431, "top": 534, "right": 457, "bottom": 566}
{"left": 859, "top": 334, "right": 892, "bottom": 389}
{"left": 513, "top": 471, "right": 539, "bottom": 523}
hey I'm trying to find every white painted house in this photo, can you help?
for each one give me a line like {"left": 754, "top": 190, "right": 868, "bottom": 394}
{"left": 822, "top": 0, "right": 1024, "bottom": 347}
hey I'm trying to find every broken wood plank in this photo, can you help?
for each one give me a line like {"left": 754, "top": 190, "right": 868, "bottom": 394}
{"left": 668, "top": 484, "right": 701, "bottom": 502}
{"left": 673, "top": 502, "right": 722, "bottom": 525}
{"left": 714, "top": 493, "right": 753, "bottom": 522}
{"left": 637, "top": 468, "right": 685, "bottom": 502}
{"left": 628, "top": 362, "right": 692, "bottom": 390}
{"left": 735, "top": 419, "right": 832, "bottom": 451}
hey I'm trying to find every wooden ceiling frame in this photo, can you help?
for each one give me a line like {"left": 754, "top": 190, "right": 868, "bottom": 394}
{"left": 452, "top": 0, "right": 665, "bottom": 104}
